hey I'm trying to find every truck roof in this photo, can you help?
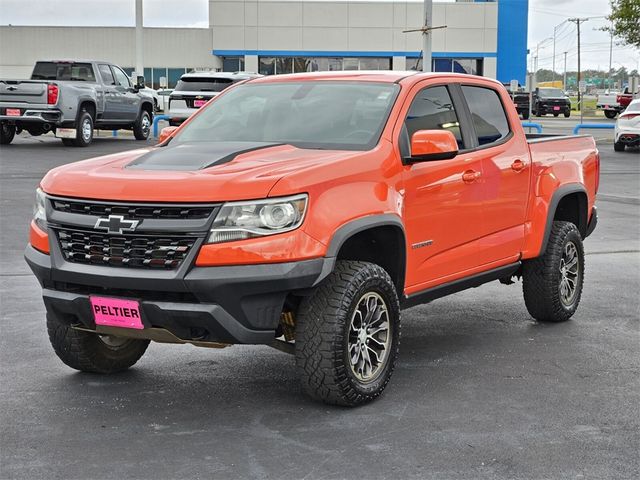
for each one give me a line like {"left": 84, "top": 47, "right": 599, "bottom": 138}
{"left": 249, "top": 71, "right": 500, "bottom": 86}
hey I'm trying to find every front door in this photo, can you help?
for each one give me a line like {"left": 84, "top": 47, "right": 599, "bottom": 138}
{"left": 399, "top": 83, "right": 487, "bottom": 293}
{"left": 111, "top": 66, "right": 139, "bottom": 122}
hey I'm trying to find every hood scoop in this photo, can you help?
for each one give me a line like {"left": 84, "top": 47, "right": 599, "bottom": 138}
{"left": 126, "top": 142, "right": 282, "bottom": 171}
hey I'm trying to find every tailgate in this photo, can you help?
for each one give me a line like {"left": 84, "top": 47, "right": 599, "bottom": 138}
{"left": 0, "top": 80, "right": 48, "bottom": 104}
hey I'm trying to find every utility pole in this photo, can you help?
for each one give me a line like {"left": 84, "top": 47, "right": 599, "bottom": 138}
{"left": 423, "top": 0, "right": 433, "bottom": 72}
{"left": 568, "top": 18, "right": 588, "bottom": 109}
{"left": 402, "top": 0, "right": 446, "bottom": 72}
{"left": 608, "top": 26, "right": 613, "bottom": 91}
{"left": 135, "top": 0, "right": 144, "bottom": 81}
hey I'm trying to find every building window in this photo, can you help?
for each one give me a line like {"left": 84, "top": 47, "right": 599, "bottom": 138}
{"left": 257, "top": 56, "right": 391, "bottom": 75}
{"left": 222, "top": 57, "right": 245, "bottom": 72}
{"left": 406, "top": 58, "right": 484, "bottom": 76}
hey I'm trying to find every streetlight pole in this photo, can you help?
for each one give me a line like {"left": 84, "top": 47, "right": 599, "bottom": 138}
{"left": 552, "top": 21, "right": 567, "bottom": 84}
{"left": 135, "top": 0, "right": 144, "bottom": 80}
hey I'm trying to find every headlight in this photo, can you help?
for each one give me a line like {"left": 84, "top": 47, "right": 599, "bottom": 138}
{"left": 33, "top": 188, "right": 47, "bottom": 230}
{"left": 207, "top": 194, "right": 308, "bottom": 244}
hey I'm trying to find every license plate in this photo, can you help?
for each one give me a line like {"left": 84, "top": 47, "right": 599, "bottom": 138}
{"left": 90, "top": 296, "right": 143, "bottom": 330}
{"left": 55, "top": 128, "right": 76, "bottom": 139}
{"left": 194, "top": 99, "right": 207, "bottom": 107}
{"left": 553, "top": 106, "right": 561, "bottom": 111}
{"left": 5, "top": 108, "right": 21, "bottom": 116}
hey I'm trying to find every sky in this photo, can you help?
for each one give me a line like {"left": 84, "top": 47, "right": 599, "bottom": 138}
{"left": 0, "top": 0, "right": 638, "bottom": 72}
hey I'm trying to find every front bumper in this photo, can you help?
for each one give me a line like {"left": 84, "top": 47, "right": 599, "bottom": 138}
{"left": 25, "top": 245, "right": 334, "bottom": 345}
{"left": 538, "top": 104, "right": 570, "bottom": 114}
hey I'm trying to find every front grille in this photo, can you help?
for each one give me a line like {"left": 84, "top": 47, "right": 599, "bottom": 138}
{"left": 56, "top": 228, "right": 197, "bottom": 269}
{"left": 51, "top": 199, "right": 215, "bottom": 220}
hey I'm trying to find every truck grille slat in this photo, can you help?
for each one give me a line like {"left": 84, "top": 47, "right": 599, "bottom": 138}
{"left": 56, "top": 228, "right": 196, "bottom": 270}
{"left": 52, "top": 200, "right": 215, "bottom": 220}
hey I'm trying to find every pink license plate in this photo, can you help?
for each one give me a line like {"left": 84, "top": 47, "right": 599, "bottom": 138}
{"left": 553, "top": 106, "right": 561, "bottom": 111}
{"left": 6, "top": 108, "right": 21, "bottom": 116}
{"left": 194, "top": 99, "right": 207, "bottom": 107}
{"left": 90, "top": 296, "right": 143, "bottom": 330}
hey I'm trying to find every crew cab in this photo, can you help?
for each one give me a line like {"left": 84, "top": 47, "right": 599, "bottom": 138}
{"left": 532, "top": 87, "right": 571, "bottom": 117}
{"left": 25, "top": 72, "right": 599, "bottom": 406}
{"left": 167, "top": 71, "right": 260, "bottom": 126}
{"left": 0, "top": 60, "right": 154, "bottom": 146}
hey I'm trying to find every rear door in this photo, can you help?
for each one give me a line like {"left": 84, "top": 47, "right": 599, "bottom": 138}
{"left": 97, "top": 64, "right": 118, "bottom": 120}
{"left": 458, "top": 83, "right": 531, "bottom": 262}
{"left": 399, "top": 82, "right": 488, "bottom": 291}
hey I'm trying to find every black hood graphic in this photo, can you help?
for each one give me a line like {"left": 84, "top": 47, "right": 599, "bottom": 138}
{"left": 126, "top": 142, "right": 283, "bottom": 171}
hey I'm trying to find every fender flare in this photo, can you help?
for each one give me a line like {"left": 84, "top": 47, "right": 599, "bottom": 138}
{"left": 325, "top": 214, "right": 407, "bottom": 291}
{"left": 75, "top": 97, "right": 97, "bottom": 122}
{"left": 538, "top": 183, "right": 588, "bottom": 256}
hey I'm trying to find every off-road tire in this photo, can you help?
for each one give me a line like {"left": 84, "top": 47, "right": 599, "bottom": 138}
{"left": 133, "top": 109, "right": 151, "bottom": 140}
{"left": 295, "top": 260, "right": 401, "bottom": 406}
{"left": 614, "top": 141, "right": 625, "bottom": 152}
{"left": 0, "top": 123, "right": 15, "bottom": 145}
{"left": 47, "top": 314, "right": 150, "bottom": 373}
{"left": 64, "top": 110, "right": 93, "bottom": 147}
{"left": 522, "top": 221, "right": 584, "bottom": 323}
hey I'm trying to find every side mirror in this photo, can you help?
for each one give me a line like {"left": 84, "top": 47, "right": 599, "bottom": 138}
{"left": 135, "top": 76, "right": 145, "bottom": 90}
{"left": 406, "top": 130, "right": 458, "bottom": 163}
{"left": 158, "top": 126, "right": 178, "bottom": 144}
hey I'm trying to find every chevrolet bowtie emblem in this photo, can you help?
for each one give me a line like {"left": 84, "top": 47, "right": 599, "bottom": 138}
{"left": 94, "top": 215, "right": 140, "bottom": 235}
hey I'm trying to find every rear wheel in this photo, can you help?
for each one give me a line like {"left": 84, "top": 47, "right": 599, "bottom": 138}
{"left": 604, "top": 110, "right": 617, "bottom": 119}
{"left": 133, "top": 109, "right": 151, "bottom": 140}
{"left": 522, "top": 221, "right": 584, "bottom": 323}
{"left": 0, "top": 123, "right": 15, "bottom": 145}
{"left": 564, "top": 111, "right": 571, "bottom": 118}
{"left": 63, "top": 110, "right": 93, "bottom": 147}
{"left": 295, "top": 260, "right": 400, "bottom": 406}
{"left": 47, "top": 314, "right": 150, "bottom": 373}
{"left": 614, "top": 141, "right": 625, "bottom": 152}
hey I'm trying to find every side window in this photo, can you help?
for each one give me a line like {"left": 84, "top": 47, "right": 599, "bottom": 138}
{"left": 112, "top": 67, "right": 131, "bottom": 88}
{"left": 461, "top": 86, "right": 510, "bottom": 146}
{"left": 403, "top": 86, "right": 465, "bottom": 153}
{"left": 98, "top": 64, "right": 115, "bottom": 85}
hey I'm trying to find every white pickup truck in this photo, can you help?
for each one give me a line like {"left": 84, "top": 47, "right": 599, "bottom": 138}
{"left": 0, "top": 60, "right": 154, "bottom": 146}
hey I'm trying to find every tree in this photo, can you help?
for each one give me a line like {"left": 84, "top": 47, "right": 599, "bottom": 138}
{"left": 605, "top": 0, "right": 640, "bottom": 48}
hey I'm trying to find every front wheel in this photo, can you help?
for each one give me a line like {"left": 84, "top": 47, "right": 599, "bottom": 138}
{"left": 295, "top": 260, "right": 400, "bottom": 406}
{"left": 47, "top": 314, "right": 150, "bottom": 373}
{"left": 133, "top": 109, "right": 151, "bottom": 140}
{"left": 522, "top": 221, "right": 584, "bottom": 322}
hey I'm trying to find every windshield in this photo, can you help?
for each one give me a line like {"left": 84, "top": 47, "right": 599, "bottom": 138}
{"left": 31, "top": 62, "right": 96, "bottom": 81}
{"left": 172, "top": 81, "right": 400, "bottom": 150}
{"left": 174, "top": 77, "right": 233, "bottom": 93}
{"left": 539, "top": 88, "right": 565, "bottom": 98}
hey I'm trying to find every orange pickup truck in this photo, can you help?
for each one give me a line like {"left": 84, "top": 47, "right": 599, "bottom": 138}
{"left": 25, "top": 72, "right": 599, "bottom": 406}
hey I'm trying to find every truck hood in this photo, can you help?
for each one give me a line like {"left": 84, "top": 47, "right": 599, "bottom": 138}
{"left": 40, "top": 142, "right": 364, "bottom": 202}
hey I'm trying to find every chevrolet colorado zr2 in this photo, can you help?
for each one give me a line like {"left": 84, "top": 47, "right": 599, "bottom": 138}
{"left": 25, "top": 72, "right": 599, "bottom": 406}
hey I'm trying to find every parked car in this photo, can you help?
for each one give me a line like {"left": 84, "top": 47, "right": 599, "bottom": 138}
{"left": 155, "top": 88, "right": 173, "bottom": 112}
{"left": 139, "top": 86, "right": 160, "bottom": 112}
{"left": 25, "top": 72, "right": 599, "bottom": 406}
{"left": 0, "top": 60, "right": 154, "bottom": 146}
{"left": 167, "top": 71, "right": 260, "bottom": 126}
{"left": 503, "top": 84, "right": 530, "bottom": 119}
{"left": 597, "top": 91, "right": 621, "bottom": 119}
{"left": 614, "top": 98, "right": 640, "bottom": 152}
{"left": 532, "top": 87, "right": 571, "bottom": 117}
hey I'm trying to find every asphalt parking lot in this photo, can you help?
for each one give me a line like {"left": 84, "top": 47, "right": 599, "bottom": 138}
{"left": 1, "top": 123, "right": 638, "bottom": 479}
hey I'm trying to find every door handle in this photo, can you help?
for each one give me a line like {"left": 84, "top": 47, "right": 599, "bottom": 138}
{"left": 511, "top": 159, "right": 526, "bottom": 172}
{"left": 462, "top": 170, "right": 481, "bottom": 183}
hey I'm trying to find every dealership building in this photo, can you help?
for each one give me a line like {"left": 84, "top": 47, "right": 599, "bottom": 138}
{"left": 0, "top": 0, "right": 529, "bottom": 87}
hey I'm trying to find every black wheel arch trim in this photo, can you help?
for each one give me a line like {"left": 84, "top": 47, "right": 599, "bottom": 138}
{"left": 325, "top": 213, "right": 407, "bottom": 291}
{"left": 539, "top": 183, "right": 589, "bottom": 256}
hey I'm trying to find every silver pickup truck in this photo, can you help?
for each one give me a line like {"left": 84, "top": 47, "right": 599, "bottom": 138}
{"left": 0, "top": 60, "right": 154, "bottom": 146}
